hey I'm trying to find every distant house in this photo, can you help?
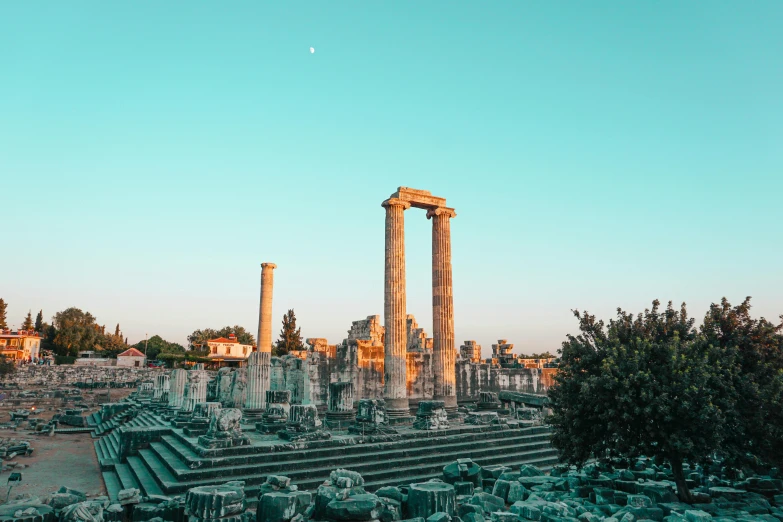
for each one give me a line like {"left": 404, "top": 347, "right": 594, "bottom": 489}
{"left": 116, "top": 347, "right": 147, "bottom": 367}
{"left": 206, "top": 334, "right": 255, "bottom": 367}
{"left": 0, "top": 330, "right": 42, "bottom": 361}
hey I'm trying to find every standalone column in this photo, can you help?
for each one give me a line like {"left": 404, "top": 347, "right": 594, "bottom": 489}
{"left": 183, "top": 370, "right": 208, "bottom": 412}
{"left": 243, "top": 351, "right": 267, "bottom": 420}
{"left": 427, "top": 207, "right": 457, "bottom": 412}
{"left": 255, "top": 262, "right": 276, "bottom": 411}
{"left": 168, "top": 369, "right": 187, "bottom": 409}
{"left": 382, "top": 198, "right": 411, "bottom": 417}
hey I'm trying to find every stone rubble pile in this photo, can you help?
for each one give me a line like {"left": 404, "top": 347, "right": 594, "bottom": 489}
{"left": 6, "top": 365, "right": 159, "bottom": 388}
{"left": 2, "top": 457, "right": 781, "bottom": 522}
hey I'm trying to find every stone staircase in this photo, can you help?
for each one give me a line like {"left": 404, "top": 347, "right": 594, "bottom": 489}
{"left": 95, "top": 411, "right": 558, "bottom": 504}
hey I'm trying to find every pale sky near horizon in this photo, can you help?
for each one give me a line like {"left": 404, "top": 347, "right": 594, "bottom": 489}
{"left": 1, "top": 2, "right": 782, "bottom": 357}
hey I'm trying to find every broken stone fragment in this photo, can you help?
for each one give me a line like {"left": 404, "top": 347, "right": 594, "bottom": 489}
{"left": 185, "top": 483, "right": 246, "bottom": 519}
{"left": 506, "top": 482, "right": 526, "bottom": 504}
{"left": 454, "top": 481, "right": 475, "bottom": 497}
{"left": 684, "top": 510, "right": 712, "bottom": 522}
{"left": 426, "top": 512, "right": 452, "bottom": 522}
{"left": 117, "top": 488, "right": 141, "bottom": 505}
{"left": 376, "top": 487, "right": 404, "bottom": 503}
{"left": 407, "top": 482, "right": 456, "bottom": 520}
{"left": 509, "top": 502, "right": 540, "bottom": 521}
{"left": 626, "top": 495, "right": 653, "bottom": 508}
{"left": 330, "top": 469, "right": 366, "bottom": 487}
{"left": 518, "top": 465, "right": 542, "bottom": 478}
{"left": 257, "top": 491, "right": 311, "bottom": 522}
{"left": 462, "top": 513, "right": 485, "bottom": 522}
{"left": 491, "top": 480, "right": 511, "bottom": 502}
{"left": 489, "top": 512, "right": 518, "bottom": 522}
{"left": 443, "top": 460, "right": 482, "bottom": 487}
{"left": 378, "top": 496, "right": 402, "bottom": 522}
{"left": 49, "top": 493, "right": 85, "bottom": 510}
{"left": 467, "top": 492, "right": 504, "bottom": 514}
{"left": 325, "top": 493, "right": 382, "bottom": 521}
{"left": 267, "top": 476, "right": 292, "bottom": 489}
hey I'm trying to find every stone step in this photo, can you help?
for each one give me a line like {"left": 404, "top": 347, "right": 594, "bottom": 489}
{"left": 148, "top": 442, "right": 192, "bottom": 474}
{"left": 160, "top": 444, "right": 559, "bottom": 494}
{"left": 138, "top": 448, "right": 179, "bottom": 485}
{"left": 115, "top": 463, "right": 141, "bottom": 491}
{"left": 93, "top": 440, "right": 105, "bottom": 462}
{"left": 101, "top": 471, "right": 122, "bottom": 502}
{"left": 161, "top": 424, "right": 551, "bottom": 468}
{"left": 167, "top": 433, "right": 553, "bottom": 483}
{"left": 360, "top": 453, "right": 560, "bottom": 491}
{"left": 127, "top": 456, "right": 165, "bottom": 497}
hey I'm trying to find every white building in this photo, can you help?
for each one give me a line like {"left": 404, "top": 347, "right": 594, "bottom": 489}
{"left": 0, "top": 330, "right": 42, "bottom": 361}
{"left": 116, "top": 347, "right": 147, "bottom": 367}
{"left": 206, "top": 334, "right": 255, "bottom": 367}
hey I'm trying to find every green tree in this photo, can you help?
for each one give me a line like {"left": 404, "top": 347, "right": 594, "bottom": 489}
{"left": 22, "top": 311, "right": 33, "bottom": 330}
{"left": 699, "top": 297, "right": 783, "bottom": 470}
{"left": 51, "top": 307, "right": 99, "bottom": 356}
{"left": 0, "top": 355, "right": 15, "bottom": 379}
{"left": 0, "top": 299, "right": 7, "bottom": 330}
{"left": 187, "top": 326, "right": 255, "bottom": 350}
{"left": 132, "top": 335, "right": 185, "bottom": 361}
{"left": 114, "top": 323, "right": 121, "bottom": 337}
{"left": 549, "top": 300, "right": 731, "bottom": 502}
{"left": 34, "top": 310, "right": 43, "bottom": 332}
{"left": 275, "top": 309, "right": 303, "bottom": 356}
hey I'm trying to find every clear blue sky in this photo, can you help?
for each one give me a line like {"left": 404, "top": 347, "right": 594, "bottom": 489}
{"left": 2, "top": 2, "right": 781, "bottom": 356}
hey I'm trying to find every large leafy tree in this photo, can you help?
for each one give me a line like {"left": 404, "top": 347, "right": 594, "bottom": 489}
{"left": 51, "top": 307, "right": 100, "bottom": 356}
{"left": 699, "top": 297, "right": 783, "bottom": 470}
{"left": 187, "top": 326, "right": 255, "bottom": 350}
{"left": 549, "top": 300, "right": 731, "bottom": 502}
{"left": 0, "top": 355, "right": 15, "bottom": 379}
{"left": 132, "top": 335, "right": 185, "bottom": 361}
{"left": 275, "top": 309, "right": 304, "bottom": 356}
{"left": 22, "top": 311, "right": 33, "bottom": 330}
{"left": 34, "top": 310, "right": 43, "bottom": 332}
{"left": 0, "top": 299, "right": 7, "bottom": 329}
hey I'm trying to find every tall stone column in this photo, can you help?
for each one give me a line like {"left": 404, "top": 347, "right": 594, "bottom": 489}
{"left": 427, "top": 207, "right": 457, "bottom": 412}
{"left": 382, "top": 198, "right": 411, "bottom": 417}
{"left": 183, "top": 370, "right": 208, "bottom": 412}
{"left": 243, "top": 351, "right": 266, "bottom": 419}
{"left": 252, "top": 262, "right": 276, "bottom": 412}
{"left": 168, "top": 369, "right": 187, "bottom": 409}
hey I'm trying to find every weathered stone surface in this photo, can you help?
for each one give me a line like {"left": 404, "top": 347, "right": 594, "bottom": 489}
{"left": 413, "top": 401, "right": 449, "bottom": 430}
{"left": 257, "top": 491, "right": 310, "bottom": 522}
{"left": 443, "top": 459, "right": 482, "bottom": 486}
{"left": 467, "top": 492, "right": 505, "bottom": 514}
{"left": 325, "top": 494, "right": 382, "bottom": 521}
{"left": 184, "top": 482, "right": 246, "bottom": 519}
{"left": 408, "top": 483, "right": 456, "bottom": 519}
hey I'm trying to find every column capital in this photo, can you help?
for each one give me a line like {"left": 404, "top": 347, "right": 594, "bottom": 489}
{"left": 426, "top": 207, "right": 457, "bottom": 219}
{"left": 261, "top": 262, "right": 277, "bottom": 270}
{"left": 382, "top": 198, "right": 412, "bottom": 210}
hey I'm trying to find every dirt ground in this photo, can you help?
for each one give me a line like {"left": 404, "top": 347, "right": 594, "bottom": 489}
{"left": 2, "top": 433, "right": 106, "bottom": 500}
{"left": 0, "top": 386, "right": 134, "bottom": 500}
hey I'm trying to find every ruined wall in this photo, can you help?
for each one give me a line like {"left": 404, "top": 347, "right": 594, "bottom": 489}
{"left": 406, "top": 351, "right": 433, "bottom": 399}
{"left": 265, "top": 314, "right": 555, "bottom": 407}
{"left": 455, "top": 360, "right": 548, "bottom": 400}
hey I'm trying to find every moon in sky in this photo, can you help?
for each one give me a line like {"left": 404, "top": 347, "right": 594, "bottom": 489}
{"left": 310, "top": 47, "right": 315, "bottom": 54}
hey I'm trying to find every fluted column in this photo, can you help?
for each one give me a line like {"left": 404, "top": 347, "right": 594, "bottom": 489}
{"left": 255, "top": 262, "right": 276, "bottom": 410}
{"left": 168, "top": 369, "right": 187, "bottom": 409}
{"left": 382, "top": 198, "right": 411, "bottom": 416}
{"left": 183, "top": 370, "right": 208, "bottom": 412}
{"left": 427, "top": 207, "right": 457, "bottom": 412}
{"left": 244, "top": 351, "right": 268, "bottom": 412}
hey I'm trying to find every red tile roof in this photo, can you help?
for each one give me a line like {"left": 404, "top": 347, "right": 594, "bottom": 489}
{"left": 118, "top": 348, "right": 145, "bottom": 357}
{"left": 208, "top": 337, "right": 239, "bottom": 344}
